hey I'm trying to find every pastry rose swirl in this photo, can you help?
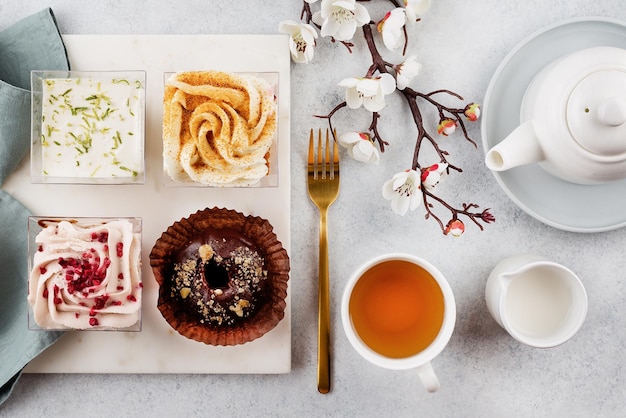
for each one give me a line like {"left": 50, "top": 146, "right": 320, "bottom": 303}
{"left": 28, "top": 220, "right": 142, "bottom": 329}
{"left": 162, "top": 71, "right": 277, "bottom": 186}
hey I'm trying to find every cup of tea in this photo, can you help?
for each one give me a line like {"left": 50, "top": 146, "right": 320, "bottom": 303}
{"left": 341, "top": 253, "right": 456, "bottom": 393}
{"left": 485, "top": 254, "right": 588, "bottom": 348}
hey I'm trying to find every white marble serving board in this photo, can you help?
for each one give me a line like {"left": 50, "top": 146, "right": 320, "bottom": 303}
{"left": 4, "top": 34, "right": 291, "bottom": 374}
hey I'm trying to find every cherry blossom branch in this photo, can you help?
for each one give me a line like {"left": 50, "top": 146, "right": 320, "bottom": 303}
{"left": 313, "top": 102, "right": 346, "bottom": 141}
{"left": 288, "top": 0, "right": 495, "bottom": 235}
{"left": 368, "top": 112, "right": 390, "bottom": 151}
{"left": 423, "top": 189, "right": 496, "bottom": 233}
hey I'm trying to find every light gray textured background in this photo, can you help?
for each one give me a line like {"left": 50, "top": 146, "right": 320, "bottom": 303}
{"left": 1, "top": 1, "right": 625, "bottom": 417}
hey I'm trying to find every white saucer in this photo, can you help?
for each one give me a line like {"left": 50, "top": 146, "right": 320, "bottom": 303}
{"left": 481, "top": 17, "right": 626, "bottom": 233}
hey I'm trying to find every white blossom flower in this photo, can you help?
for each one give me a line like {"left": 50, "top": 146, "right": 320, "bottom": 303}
{"left": 377, "top": 8, "right": 407, "bottom": 51}
{"left": 338, "top": 73, "right": 396, "bottom": 112}
{"left": 395, "top": 55, "right": 422, "bottom": 90}
{"left": 337, "top": 131, "right": 380, "bottom": 164}
{"left": 403, "top": 0, "right": 431, "bottom": 24}
{"left": 313, "top": 0, "right": 370, "bottom": 41}
{"left": 382, "top": 169, "right": 422, "bottom": 216}
{"left": 421, "top": 162, "right": 448, "bottom": 191}
{"left": 279, "top": 20, "right": 318, "bottom": 64}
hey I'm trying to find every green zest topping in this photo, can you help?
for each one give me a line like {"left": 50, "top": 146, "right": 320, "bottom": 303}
{"left": 40, "top": 76, "right": 144, "bottom": 179}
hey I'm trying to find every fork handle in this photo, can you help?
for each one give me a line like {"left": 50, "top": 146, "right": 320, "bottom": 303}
{"left": 317, "top": 208, "right": 331, "bottom": 394}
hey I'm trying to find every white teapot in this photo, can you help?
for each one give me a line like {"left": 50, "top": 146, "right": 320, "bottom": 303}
{"left": 485, "top": 46, "right": 626, "bottom": 184}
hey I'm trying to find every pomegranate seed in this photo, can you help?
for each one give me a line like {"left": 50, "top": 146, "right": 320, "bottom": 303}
{"left": 38, "top": 245, "right": 44, "bottom": 252}
{"left": 116, "top": 242, "right": 123, "bottom": 257}
{"left": 126, "top": 294, "right": 136, "bottom": 302}
{"left": 89, "top": 307, "right": 97, "bottom": 316}
{"left": 118, "top": 273, "right": 124, "bottom": 280}
{"left": 91, "top": 232, "right": 98, "bottom": 240}
{"left": 117, "top": 285, "right": 124, "bottom": 291}
{"left": 103, "top": 244, "right": 109, "bottom": 252}
{"left": 89, "top": 318, "right": 99, "bottom": 326}
{"left": 42, "top": 288, "right": 49, "bottom": 298}
{"left": 138, "top": 282, "right": 143, "bottom": 288}
{"left": 111, "top": 300, "right": 122, "bottom": 306}
{"left": 75, "top": 313, "right": 80, "bottom": 318}
{"left": 54, "top": 297, "right": 62, "bottom": 304}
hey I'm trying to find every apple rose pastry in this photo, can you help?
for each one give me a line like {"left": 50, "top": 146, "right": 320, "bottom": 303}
{"left": 162, "top": 71, "right": 277, "bottom": 186}
{"left": 28, "top": 219, "right": 142, "bottom": 330}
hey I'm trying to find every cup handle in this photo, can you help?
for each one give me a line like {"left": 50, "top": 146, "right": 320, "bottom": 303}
{"left": 416, "top": 361, "right": 440, "bottom": 393}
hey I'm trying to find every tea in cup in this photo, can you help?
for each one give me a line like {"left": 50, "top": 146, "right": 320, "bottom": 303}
{"left": 341, "top": 253, "right": 456, "bottom": 393}
{"left": 485, "top": 254, "right": 587, "bottom": 348}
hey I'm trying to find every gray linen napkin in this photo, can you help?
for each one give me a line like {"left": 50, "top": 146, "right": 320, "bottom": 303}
{"left": 0, "top": 8, "right": 69, "bottom": 405}
{"left": 0, "top": 7, "right": 69, "bottom": 184}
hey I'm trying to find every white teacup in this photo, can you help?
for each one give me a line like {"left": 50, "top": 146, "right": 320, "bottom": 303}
{"left": 341, "top": 253, "right": 456, "bottom": 393}
{"left": 485, "top": 254, "right": 588, "bottom": 348}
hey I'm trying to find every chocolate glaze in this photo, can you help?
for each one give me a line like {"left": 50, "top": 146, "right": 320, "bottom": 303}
{"left": 170, "top": 227, "right": 268, "bottom": 326}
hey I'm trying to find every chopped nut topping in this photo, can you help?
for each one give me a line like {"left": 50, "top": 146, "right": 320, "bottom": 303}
{"left": 171, "top": 239, "right": 268, "bottom": 326}
{"left": 229, "top": 299, "right": 250, "bottom": 317}
{"left": 198, "top": 244, "right": 214, "bottom": 262}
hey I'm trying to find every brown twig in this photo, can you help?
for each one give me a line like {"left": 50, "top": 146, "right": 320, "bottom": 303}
{"left": 301, "top": 2, "right": 494, "bottom": 235}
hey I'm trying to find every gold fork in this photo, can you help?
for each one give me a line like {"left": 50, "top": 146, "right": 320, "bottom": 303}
{"left": 307, "top": 128, "right": 340, "bottom": 394}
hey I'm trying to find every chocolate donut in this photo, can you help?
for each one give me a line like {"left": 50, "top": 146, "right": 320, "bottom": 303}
{"left": 149, "top": 207, "right": 290, "bottom": 346}
{"left": 170, "top": 230, "right": 268, "bottom": 326}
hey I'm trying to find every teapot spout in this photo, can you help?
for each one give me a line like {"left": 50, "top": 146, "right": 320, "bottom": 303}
{"left": 485, "top": 120, "right": 545, "bottom": 171}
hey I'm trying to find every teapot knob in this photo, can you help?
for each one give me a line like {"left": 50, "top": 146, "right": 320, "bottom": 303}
{"left": 567, "top": 69, "right": 626, "bottom": 157}
{"left": 597, "top": 97, "right": 626, "bottom": 126}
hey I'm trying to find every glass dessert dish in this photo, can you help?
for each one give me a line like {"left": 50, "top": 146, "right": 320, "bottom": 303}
{"left": 161, "top": 70, "right": 279, "bottom": 188}
{"left": 30, "top": 70, "right": 146, "bottom": 184}
{"left": 27, "top": 216, "right": 143, "bottom": 331}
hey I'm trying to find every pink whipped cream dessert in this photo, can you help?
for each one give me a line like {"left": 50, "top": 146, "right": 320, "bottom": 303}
{"left": 28, "top": 218, "right": 142, "bottom": 330}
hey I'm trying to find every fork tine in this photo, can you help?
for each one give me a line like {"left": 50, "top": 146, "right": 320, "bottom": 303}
{"left": 325, "top": 129, "right": 331, "bottom": 179}
{"left": 308, "top": 129, "right": 314, "bottom": 167}
{"left": 332, "top": 129, "right": 339, "bottom": 165}
{"left": 331, "top": 129, "right": 338, "bottom": 179}
{"left": 317, "top": 128, "right": 324, "bottom": 179}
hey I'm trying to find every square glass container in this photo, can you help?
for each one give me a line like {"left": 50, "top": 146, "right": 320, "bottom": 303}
{"left": 30, "top": 70, "right": 146, "bottom": 184}
{"left": 161, "top": 71, "right": 279, "bottom": 188}
{"left": 27, "top": 216, "right": 143, "bottom": 331}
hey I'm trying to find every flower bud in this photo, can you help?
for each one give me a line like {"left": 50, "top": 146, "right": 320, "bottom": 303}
{"left": 437, "top": 118, "right": 457, "bottom": 136}
{"left": 444, "top": 219, "right": 465, "bottom": 237}
{"left": 464, "top": 103, "right": 481, "bottom": 121}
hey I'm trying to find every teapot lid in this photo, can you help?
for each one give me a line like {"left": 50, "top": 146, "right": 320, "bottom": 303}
{"left": 567, "top": 69, "right": 626, "bottom": 157}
